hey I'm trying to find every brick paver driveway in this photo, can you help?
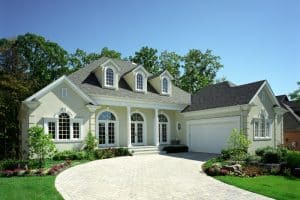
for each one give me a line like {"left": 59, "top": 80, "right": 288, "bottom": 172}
{"left": 55, "top": 153, "right": 272, "bottom": 200}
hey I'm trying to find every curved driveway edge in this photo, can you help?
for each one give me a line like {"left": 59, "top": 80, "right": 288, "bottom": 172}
{"left": 55, "top": 153, "right": 272, "bottom": 200}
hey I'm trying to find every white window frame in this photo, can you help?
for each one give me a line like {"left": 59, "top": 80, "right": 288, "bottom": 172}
{"left": 162, "top": 77, "right": 169, "bottom": 95}
{"left": 253, "top": 117, "right": 272, "bottom": 140}
{"left": 135, "top": 73, "right": 144, "bottom": 92}
{"left": 61, "top": 88, "right": 68, "bottom": 97}
{"left": 104, "top": 67, "right": 115, "bottom": 88}
{"left": 44, "top": 116, "right": 83, "bottom": 142}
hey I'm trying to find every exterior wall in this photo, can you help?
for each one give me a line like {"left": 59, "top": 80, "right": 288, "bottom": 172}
{"left": 284, "top": 131, "right": 300, "bottom": 150}
{"left": 247, "top": 87, "right": 283, "bottom": 153}
{"left": 25, "top": 82, "right": 92, "bottom": 152}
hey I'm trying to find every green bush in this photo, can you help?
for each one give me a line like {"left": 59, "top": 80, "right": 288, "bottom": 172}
{"left": 255, "top": 146, "right": 287, "bottom": 164}
{"left": 53, "top": 150, "right": 87, "bottom": 160}
{"left": 286, "top": 151, "right": 300, "bottom": 169}
{"left": 85, "top": 131, "right": 97, "bottom": 152}
{"left": 255, "top": 146, "right": 274, "bottom": 157}
{"left": 202, "top": 157, "right": 223, "bottom": 172}
{"left": 0, "top": 160, "right": 29, "bottom": 170}
{"left": 246, "top": 155, "right": 262, "bottom": 164}
{"left": 94, "top": 148, "right": 131, "bottom": 159}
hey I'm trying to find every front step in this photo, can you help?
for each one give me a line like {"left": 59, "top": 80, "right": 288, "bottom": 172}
{"left": 129, "top": 146, "right": 166, "bottom": 155}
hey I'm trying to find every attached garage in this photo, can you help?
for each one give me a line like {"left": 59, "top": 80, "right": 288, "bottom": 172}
{"left": 187, "top": 116, "right": 240, "bottom": 154}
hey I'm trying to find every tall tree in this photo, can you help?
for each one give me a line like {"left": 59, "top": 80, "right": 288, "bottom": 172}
{"left": 180, "top": 49, "right": 223, "bottom": 93}
{"left": 100, "top": 47, "right": 121, "bottom": 59}
{"left": 159, "top": 51, "right": 181, "bottom": 85}
{"left": 289, "top": 81, "right": 300, "bottom": 102}
{"left": 130, "top": 46, "right": 159, "bottom": 74}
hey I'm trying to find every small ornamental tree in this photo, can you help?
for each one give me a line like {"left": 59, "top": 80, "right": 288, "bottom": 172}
{"left": 28, "top": 126, "right": 56, "bottom": 168}
{"left": 85, "top": 131, "right": 97, "bottom": 152}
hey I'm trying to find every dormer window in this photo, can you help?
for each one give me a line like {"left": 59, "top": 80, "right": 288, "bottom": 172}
{"left": 136, "top": 73, "right": 143, "bottom": 90}
{"left": 105, "top": 68, "right": 114, "bottom": 87}
{"left": 162, "top": 77, "right": 168, "bottom": 94}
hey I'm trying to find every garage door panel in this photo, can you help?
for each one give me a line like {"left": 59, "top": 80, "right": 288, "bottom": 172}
{"left": 189, "top": 118, "right": 240, "bottom": 154}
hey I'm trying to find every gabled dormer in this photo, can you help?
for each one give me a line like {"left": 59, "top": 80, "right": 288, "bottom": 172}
{"left": 93, "top": 59, "right": 120, "bottom": 90}
{"left": 149, "top": 70, "right": 173, "bottom": 96}
{"left": 124, "top": 65, "right": 151, "bottom": 93}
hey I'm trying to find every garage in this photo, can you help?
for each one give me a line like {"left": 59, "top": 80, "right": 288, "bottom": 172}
{"left": 187, "top": 116, "right": 240, "bottom": 154}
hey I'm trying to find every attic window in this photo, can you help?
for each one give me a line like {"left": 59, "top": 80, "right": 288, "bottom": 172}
{"left": 61, "top": 88, "right": 68, "bottom": 97}
{"left": 136, "top": 73, "right": 143, "bottom": 90}
{"left": 162, "top": 78, "right": 168, "bottom": 93}
{"left": 105, "top": 68, "right": 114, "bottom": 86}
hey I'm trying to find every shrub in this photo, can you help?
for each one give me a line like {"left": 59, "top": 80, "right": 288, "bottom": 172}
{"left": 286, "top": 151, "right": 300, "bottom": 169}
{"left": 245, "top": 155, "right": 261, "bottom": 165}
{"left": 85, "top": 131, "right": 97, "bottom": 152}
{"left": 221, "top": 149, "right": 232, "bottom": 160}
{"left": 0, "top": 160, "right": 29, "bottom": 170}
{"left": 94, "top": 148, "right": 131, "bottom": 159}
{"left": 202, "top": 157, "right": 223, "bottom": 172}
{"left": 255, "top": 146, "right": 287, "bottom": 164}
{"left": 53, "top": 150, "right": 87, "bottom": 160}
{"left": 28, "top": 126, "right": 57, "bottom": 168}
{"left": 162, "top": 146, "right": 188, "bottom": 153}
{"left": 255, "top": 146, "right": 274, "bottom": 157}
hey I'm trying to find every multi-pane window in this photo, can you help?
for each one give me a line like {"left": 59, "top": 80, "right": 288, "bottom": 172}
{"left": 98, "top": 111, "right": 116, "bottom": 146}
{"left": 253, "top": 111, "right": 272, "bottom": 139}
{"left": 136, "top": 73, "right": 143, "bottom": 90}
{"left": 73, "top": 122, "right": 80, "bottom": 139}
{"left": 59, "top": 113, "right": 70, "bottom": 139}
{"left": 98, "top": 123, "right": 105, "bottom": 144}
{"left": 48, "top": 122, "right": 56, "bottom": 139}
{"left": 108, "top": 123, "right": 115, "bottom": 144}
{"left": 162, "top": 78, "right": 168, "bottom": 93}
{"left": 106, "top": 68, "right": 114, "bottom": 86}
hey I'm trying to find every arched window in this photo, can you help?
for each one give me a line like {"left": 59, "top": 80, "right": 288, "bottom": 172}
{"left": 59, "top": 113, "right": 70, "bottom": 139}
{"left": 136, "top": 73, "right": 143, "bottom": 90}
{"left": 131, "top": 113, "right": 144, "bottom": 121}
{"left": 98, "top": 111, "right": 117, "bottom": 146}
{"left": 158, "top": 114, "right": 169, "bottom": 143}
{"left": 99, "top": 111, "right": 116, "bottom": 121}
{"left": 162, "top": 78, "right": 168, "bottom": 93}
{"left": 159, "top": 114, "right": 168, "bottom": 122}
{"left": 106, "top": 68, "right": 114, "bottom": 86}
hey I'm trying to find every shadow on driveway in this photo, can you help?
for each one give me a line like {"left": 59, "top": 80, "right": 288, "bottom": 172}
{"left": 161, "top": 152, "right": 219, "bottom": 162}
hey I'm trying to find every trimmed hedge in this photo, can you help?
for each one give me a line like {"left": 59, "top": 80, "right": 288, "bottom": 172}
{"left": 162, "top": 145, "right": 188, "bottom": 153}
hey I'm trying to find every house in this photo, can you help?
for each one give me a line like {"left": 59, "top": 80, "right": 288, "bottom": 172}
{"left": 276, "top": 95, "right": 300, "bottom": 150}
{"left": 19, "top": 57, "right": 286, "bottom": 156}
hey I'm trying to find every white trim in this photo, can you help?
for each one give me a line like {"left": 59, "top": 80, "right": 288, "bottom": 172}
{"left": 24, "top": 75, "right": 95, "bottom": 104}
{"left": 103, "top": 67, "right": 117, "bottom": 89}
{"left": 158, "top": 112, "right": 170, "bottom": 144}
{"left": 132, "top": 65, "right": 152, "bottom": 77}
{"left": 135, "top": 72, "right": 147, "bottom": 93}
{"left": 100, "top": 59, "right": 121, "bottom": 72}
{"left": 249, "top": 81, "right": 280, "bottom": 106}
{"left": 186, "top": 116, "right": 241, "bottom": 125}
{"left": 96, "top": 109, "right": 119, "bottom": 147}
{"left": 161, "top": 76, "right": 171, "bottom": 95}
{"left": 61, "top": 88, "right": 68, "bottom": 97}
{"left": 130, "top": 111, "right": 147, "bottom": 145}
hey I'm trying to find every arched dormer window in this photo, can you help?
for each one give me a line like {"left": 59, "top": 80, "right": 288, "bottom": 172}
{"left": 136, "top": 73, "right": 143, "bottom": 90}
{"left": 162, "top": 77, "right": 168, "bottom": 94}
{"left": 106, "top": 68, "right": 114, "bottom": 86}
{"left": 253, "top": 109, "right": 272, "bottom": 140}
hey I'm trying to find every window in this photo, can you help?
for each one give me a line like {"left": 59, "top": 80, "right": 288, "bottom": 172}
{"left": 253, "top": 110, "right": 272, "bottom": 139}
{"left": 48, "top": 122, "right": 56, "bottom": 139}
{"left": 59, "top": 113, "right": 70, "bottom": 139}
{"left": 106, "top": 68, "right": 114, "bottom": 86}
{"left": 162, "top": 78, "right": 168, "bottom": 93}
{"left": 136, "top": 73, "right": 143, "bottom": 90}
{"left": 97, "top": 111, "right": 117, "bottom": 146}
{"left": 61, "top": 88, "right": 68, "bottom": 97}
{"left": 73, "top": 122, "right": 80, "bottom": 139}
{"left": 99, "top": 111, "right": 116, "bottom": 121}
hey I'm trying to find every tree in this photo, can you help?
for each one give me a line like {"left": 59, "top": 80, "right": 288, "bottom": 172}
{"left": 28, "top": 126, "right": 56, "bottom": 168}
{"left": 289, "top": 81, "right": 300, "bottom": 102}
{"left": 130, "top": 46, "right": 160, "bottom": 74}
{"left": 100, "top": 47, "right": 122, "bottom": 59}
{"left": 180, "top": 49, "right": 223, "bottom": 93}
{"left": 159, "top": 51, "right": 181, "bottom": 85}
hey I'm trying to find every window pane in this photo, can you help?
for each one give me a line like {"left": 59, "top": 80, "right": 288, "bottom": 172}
{"left": 266, "top": 122, "right": 270, "bottom": 137}
{"left": 99, "top": 123, "right": 105, "bottom": 144}
{"left": 73, "top": 122, "right": 80, "bottom": 139}
{"left": 159, "top": 114, "right": 168, "bottom": 122}
{"left": 131, "top": 113, "right": 144, "bottom": 121}
{"left": 108, "top": 122, "right": 115, "bottom": 144}
{"left": 59, "top": 113, "right": 70, "bottom": 139}
{"left": 260, "top": 120, "right": 265, "bottom": 137}
{"left": 163, "top": 78, "right": 168, "bottom": 93}
{"left": 137, "top": 123, "right": 143, "bottom": 143}
{"left": 48, "top": 122, "right": 56, "bottom": 139}
{"left": 99, "top": 111, "right": 116, "bottom": 121}
{"left": 106, "top": 68, "right": 114, "bottom": 86}
{"left": 254, "top": 121, "right": 259, "bottom": 137}
{"left": 137, "top": 74, "right": 143, "bottom": 90}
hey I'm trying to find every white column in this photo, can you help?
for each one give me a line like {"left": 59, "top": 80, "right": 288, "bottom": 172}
{"left": 154, "top": 108, "right": 159, "bottom": 146}
{"left": 127, "top": 106, "right": 132, "bottom": 147}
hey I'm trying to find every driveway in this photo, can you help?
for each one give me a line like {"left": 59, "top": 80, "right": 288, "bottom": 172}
{"left": 55, "top": 153, "right": 272, "bottom": 200}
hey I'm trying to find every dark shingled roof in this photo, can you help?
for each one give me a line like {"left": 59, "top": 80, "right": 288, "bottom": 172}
{"left": 183, "top": 80, "right": 265, "bottom": 112}
{"left": 68, "top": 57, "right": 190, "bottom": 105}
{"left": 276, "top": 95, "right": 300, "bottom": 131}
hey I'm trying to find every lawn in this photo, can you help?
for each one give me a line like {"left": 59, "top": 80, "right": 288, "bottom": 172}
{"left": 216, "top": 175, "right": 300, "bottom": 200}
{"left": 0, "top": 160, "right": 89, "bottom": 200}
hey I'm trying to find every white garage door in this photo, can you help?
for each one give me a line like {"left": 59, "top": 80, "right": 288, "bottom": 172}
{"left": 187, "top": 116, "right": 240, "bottom": 154}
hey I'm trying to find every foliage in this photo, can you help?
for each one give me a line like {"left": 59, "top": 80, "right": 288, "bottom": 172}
{"left": 216, "top": 175, "right": 300, "bottom": 200}
{"left": 255, "top": 146, "right": 288, "bottom": 164}
{"left": 179, "top": 49, "right": 223, "bottom": 93}
{"left": 162, "top": 145, "right": 188, "bottom": 153}
{"left": 286, "top": 151, "right": 300, "bottom": 169}
{"left": 0, "top": 176, "right": 63, "bottom": 200}
{"left": 100, "top": 47, "right": 122, "bottom": 59}
{"left": 53, "top": 150, "right": 87, "bottom": 161}
{"left": 0, "top": 159, "right": 29, "bottom": 170}
{"left": 289, "top": 81, "right": 300, "bottom": 102}
{"left": 202, "top": 157, "right": 223, "bottom": 172}
{"left": 245, "top": 155, "right": 262, "bottom": 165}
{"left": 130, "top": 46, "right": 160, "bottom": 74}
{"left": 85, "top": 131, "right": 97, "bottom": 152}
{"left": 28, "top": 126, "right": 56, "bottom": 168}
{"left": 94, "top": 148, "right": 131, "bottom": 159}
{"left": 159, "top": 51, "right": 181, "bottom": 85}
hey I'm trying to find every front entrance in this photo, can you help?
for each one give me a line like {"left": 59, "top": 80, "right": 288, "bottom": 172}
{"left": 159, "top": 114, "right": 169, "bottom": 144}
{"left": 131, "top": 113, "right": 144, "bottom": 145}
{"left": 97, "top": 111, "right": 117, "bottom": 147}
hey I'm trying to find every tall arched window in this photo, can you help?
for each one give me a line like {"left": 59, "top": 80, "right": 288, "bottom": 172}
{"left": 131, "top": 113, "right": 144, "bottom": 144}
{"left": 159, "top": 114, "right": 169, "bottom": 143}
{"left": 106, "top": 68, "right": 114, "bottom": 86}
{"left": 98, "top": 111, "right": 117, "bottom": 146}
{"left": 59, "top": 113, "right": 70, "bottom": 139}
{"left": 136, "top": 73, "right": 143, "bottom": 90}
{"left": 253, "top": 110, "right": 272, "bottom": 139}
{"left": 162, "top": 78, "right": 168, "bottom": 93}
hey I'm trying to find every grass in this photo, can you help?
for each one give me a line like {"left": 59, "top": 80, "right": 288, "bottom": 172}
{"left": 216, "top": 175, "right": 300, "bottom": 200}
{"left": 0, "top": 160, "right": 89, "bottom": 200}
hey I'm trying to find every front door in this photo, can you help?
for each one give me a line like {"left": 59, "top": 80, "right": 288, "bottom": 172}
{"left": 159, "top": 114, "right": 168, "bottom": 144}
{"left": 131, "top": 113, "right": 144, "bottom": 145}
{"left": 97, "top": 111, "right": 116, "bottom": 147}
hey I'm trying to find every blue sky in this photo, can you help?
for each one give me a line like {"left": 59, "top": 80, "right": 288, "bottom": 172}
{"left": 1, "top": 0, "right": 299, "bottom": 96}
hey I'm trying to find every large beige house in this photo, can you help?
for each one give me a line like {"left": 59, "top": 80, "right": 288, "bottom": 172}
{"left": 20, "top": 57, "right": 286, "bottom": 155}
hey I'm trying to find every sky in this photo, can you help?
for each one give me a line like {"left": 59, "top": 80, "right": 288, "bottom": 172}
{"left": 1, "top": 0, "right": 299, "bottom": 96}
